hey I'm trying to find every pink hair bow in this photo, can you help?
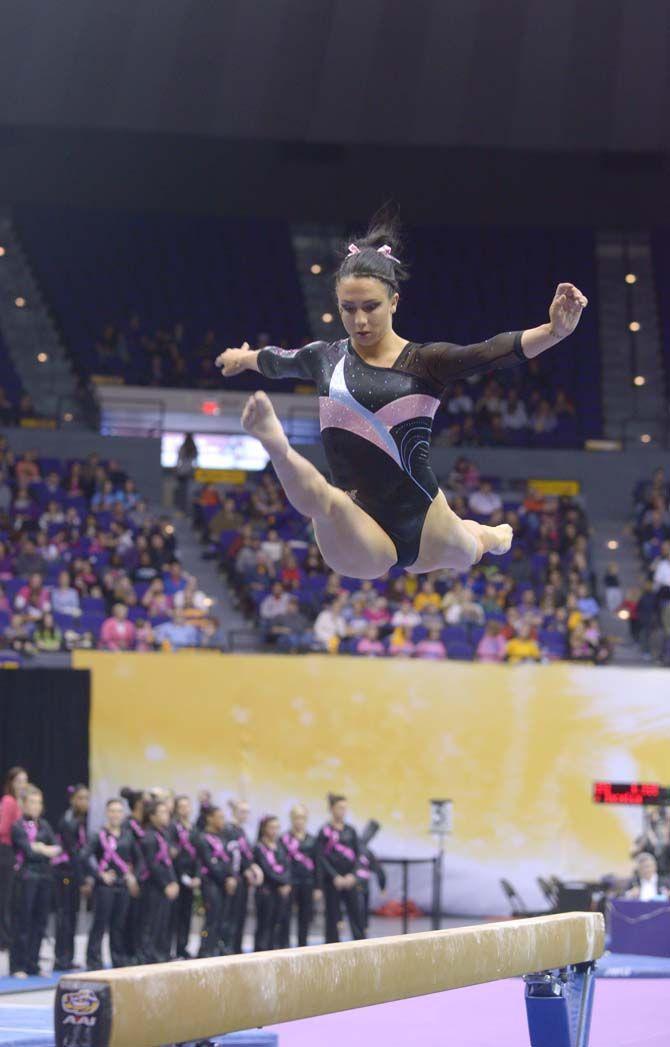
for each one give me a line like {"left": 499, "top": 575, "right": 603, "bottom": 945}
{"left": 347, "top": 243, "right": 401, "bottom": 264}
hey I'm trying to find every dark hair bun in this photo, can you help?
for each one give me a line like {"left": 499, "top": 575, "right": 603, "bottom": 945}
{"left": 336, "top": 202, "right": 409, "bottom": 292}
{"left": 120, "top": 786, "right": 143, "bottom": 809}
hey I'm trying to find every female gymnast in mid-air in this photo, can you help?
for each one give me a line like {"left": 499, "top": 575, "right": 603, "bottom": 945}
{"left": 216, "top": 215, "right": 588, "bottom": 581}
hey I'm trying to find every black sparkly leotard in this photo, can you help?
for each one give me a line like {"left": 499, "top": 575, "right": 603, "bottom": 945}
{"left": 257, "top": 331, "right": 526, "bottom": 567}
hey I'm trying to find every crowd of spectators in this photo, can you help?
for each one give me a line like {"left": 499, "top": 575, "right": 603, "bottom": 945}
{"left": 89, "top": 318, "right": 287, "bottom": 391}
{"left": 434, "top": 362, "right": 579, "bottom": 448}
{"left": 195, "top": 456, "right": 611, "bottom": 664}
{"left": 622, "top": 467, "right": 670, "bottom": 664}
{"left": 0, "top": 387, "right": 47, "bottom": 428}
{"left": 0, "top": 437, "right": 218, "bottom": 660}
{"left": 89, "top": 315, "right": 580, "bottom": 448}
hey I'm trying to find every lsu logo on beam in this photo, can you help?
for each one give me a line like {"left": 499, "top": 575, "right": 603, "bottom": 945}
{"left": 62, "top": 988, "right": 100, "bottom": 1020}
{"left": 56, "top": 982, "right": 111, "bottom": 1047}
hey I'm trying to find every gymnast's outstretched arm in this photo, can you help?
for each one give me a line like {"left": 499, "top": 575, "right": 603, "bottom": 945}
{"left": 216, "top": 340, "right": 325, "bottom": 381}
{"left": 418, "top": 281, "right": 589, "bottom": 388}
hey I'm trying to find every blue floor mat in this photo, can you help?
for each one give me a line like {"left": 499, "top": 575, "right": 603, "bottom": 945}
{"left": 596, "top": 951, "right": 670, "bottom": 978}
{"left": 0, "top": 1006, "right": 52, "bottom": 1047}
{"left": 0, "top": 972, "right": 64, "bottom": 996}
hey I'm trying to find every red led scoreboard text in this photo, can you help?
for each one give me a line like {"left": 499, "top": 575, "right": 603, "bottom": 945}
{"left": 592, "top": 782, "right": 669, "bottom": 806}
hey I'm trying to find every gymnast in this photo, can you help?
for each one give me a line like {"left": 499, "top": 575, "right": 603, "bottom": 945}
{"left": 216, "top": 214, "right": 587, "bottom": 580}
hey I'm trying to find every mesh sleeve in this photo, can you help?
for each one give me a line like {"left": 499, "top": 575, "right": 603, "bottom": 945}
{"left": 418, "top": 331, "right": 526, "bottom": 390}
{"left": 256, "top": 341, "right": 323, "bottom": 381}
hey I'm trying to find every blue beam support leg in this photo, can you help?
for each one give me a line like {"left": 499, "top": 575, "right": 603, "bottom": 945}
{"left": 524, "top": 962, "right": 597, "bottom": 1047}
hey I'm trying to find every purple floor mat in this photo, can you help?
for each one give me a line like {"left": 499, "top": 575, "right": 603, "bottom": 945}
{"left": 267, "top": 979, "right": 669, "bottom": 1047}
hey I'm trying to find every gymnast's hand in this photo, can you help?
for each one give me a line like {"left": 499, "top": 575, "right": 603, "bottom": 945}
{"left": 549, "top": 283, "right": 588, "bottom": 339}
{"left": 216, "top": 342, "right": 256, "bottom": 376}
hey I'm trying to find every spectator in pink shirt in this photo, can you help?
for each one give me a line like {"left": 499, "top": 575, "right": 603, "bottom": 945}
{"left": 476, "top": 621, "right": 507, "bottom": 663}
{"left": 415, "top": 626, "right": 447, "bottom": 660}
{"left": 141, "top": 578, "right": 173, "bottom": 619}
{"left": 0, "top": 766, "right": 28, "bottom": 951}
{"left": 363, "top": 596, "right": 391, "bottom": 629}
{"left": 356, "top": 624, "right": 385, "bottom": 657}
{"left": 100, "top": 603, "right": 136, "bottom": 651}
{"left": 134, "top": 618, "right": 157, "bottom": 652}
{"left": 14, "top": 574, "right": 51, "bottom": 618}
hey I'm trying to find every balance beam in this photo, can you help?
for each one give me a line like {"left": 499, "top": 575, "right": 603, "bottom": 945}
{"left": 55, "top": 912, "right": 604, "bottom": 1047}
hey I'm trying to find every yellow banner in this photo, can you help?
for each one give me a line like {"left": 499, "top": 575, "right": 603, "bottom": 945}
{"left": 20, "top": 417, "right": 57, "bottom": 430}
{"left": 194, "top": 468, "right": 247, "bottom": 485}
{"left": 75, "top": 653, "right": 668, "bottom": 913}
{"left": 528, "top": 479, "right": 580, "bottom": 496}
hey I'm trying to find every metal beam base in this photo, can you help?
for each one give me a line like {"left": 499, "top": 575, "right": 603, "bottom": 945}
{"left": 524, "top": 962, "right": 597, "bottom": 1047}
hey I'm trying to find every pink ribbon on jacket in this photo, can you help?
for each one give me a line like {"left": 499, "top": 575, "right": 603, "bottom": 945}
{"left": 129, "top": 818, "right": 145, "bottom": 839}
{"left": 201, "top": 833, "right": 230, "bottom": 878}
{"left": 237, "top": 833, "right": 253, "bottom": 863}
{"left": 322, "top": 825, "right": 355, "bottom": 864}
{"left": 357, "top": 853, "right": 371, "bottom": 880}
{"left": 281, "top": 832, "right": 314, "bottom": 873}
{"left": 14, "top": 819, "right": 38, "bottom": 871}
{"left": 153, "top": 830, "right": 173, "bottom": 869}
{"left": 52, "top": 823, "right": 87, "bottom": 867}
{"left": 98, "top": 830, "right": 130, "bottom": 878}
{"left": 260, "top": 844, "right": 285, "bottom": 876}
{"left": 176, "top": 823, "right": 196, "bottom": 860}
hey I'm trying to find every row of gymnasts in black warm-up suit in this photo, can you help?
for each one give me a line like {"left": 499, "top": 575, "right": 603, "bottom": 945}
{"left": 7, "top": 787, "right": 385, "bottom": 975}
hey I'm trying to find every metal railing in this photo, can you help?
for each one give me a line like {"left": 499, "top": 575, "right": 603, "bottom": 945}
{"left": 98, "top": 396, "right": 167, "bottom": 437}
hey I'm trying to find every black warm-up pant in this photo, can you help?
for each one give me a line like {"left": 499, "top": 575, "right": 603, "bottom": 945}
{"left": 254, "top": 886, "right": 290, "bottom": 953}
{"left": 10, "top": 874, "right": 52, "bottom": 975}
{"left": 54, "top": 872, "right": 79, "bottom": 969}
{"left": 86, "top": 883, "right": 131, "bottom": 970}
{"left": 360, "top": 886, "right": 371, "bottom": 930}
{"left": 0, "top": 844, "right": 15, "bottom": 951}
{"left": 173, "top": 882, "right": 195, "bottom": 958}
{"left": 324, "top": 880, "right": 365, "bottom": 943}
{"left": 278, "top": 882, "right": 314, "bottom": 948}
{"left": 140, "top": 883, "right": 174, "bottom": 964}
{"left": 199, "top": 878, "right": 232, "bottom": 958}
{"left": 231, "top": 878, "right": 248, "bottom": 954}
{"left": 124, "top": 890, "right": 145, "bottom": 965}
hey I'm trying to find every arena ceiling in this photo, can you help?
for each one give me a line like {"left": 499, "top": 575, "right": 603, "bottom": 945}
{"left": 1, "top": 0, "right": 668, "bottom": 152}
{"left": 0, "top": 0, "right": 668, "bottom": 225}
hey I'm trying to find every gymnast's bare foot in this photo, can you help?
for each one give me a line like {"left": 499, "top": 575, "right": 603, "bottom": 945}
{"left": 488, "top": 523, "right": 513, "bottom": 555}
{"left": 241, "top": 391, "right": 289, "bottom": 457}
